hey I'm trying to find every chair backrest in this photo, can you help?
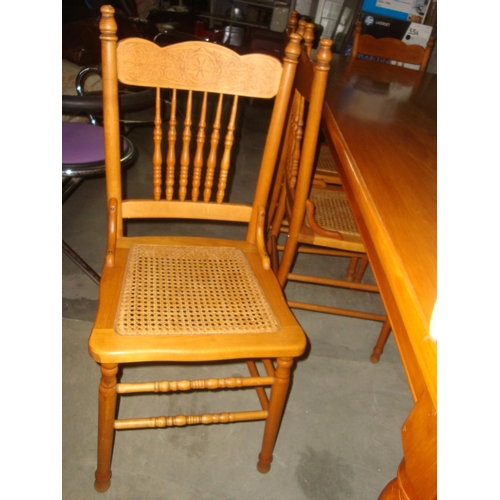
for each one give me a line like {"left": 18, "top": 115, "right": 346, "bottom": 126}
{"left": 267, "top": 38, "right": 333, "bottom": 281}
{"left": 99, "top": 5, "right": 301, "bottom": 255}
{"left": 351, "top": 21, "right": 434, "bottom": 71}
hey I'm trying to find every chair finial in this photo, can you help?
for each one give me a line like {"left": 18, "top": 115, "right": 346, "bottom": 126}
{"left": 296, "top": 19, "right": 307, "bottom": 38}
{"left": 317, "top": 38, "right": 333, "bottom": 67}
{"left": 301, "top": 22, "right": 314, "bottom": 56}
{"left": 99, "top": 5, "right": 117, "bottom": 40}
{"left": 284, "top": 32, "right": 302, "bottom": 62}
{"left": 287, "top": 10, "right": 299, "bottom": 35}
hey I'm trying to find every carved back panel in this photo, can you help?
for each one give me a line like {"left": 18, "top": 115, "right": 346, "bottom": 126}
{"left": 117, "top": 40, "right": 283, "bottom": 98}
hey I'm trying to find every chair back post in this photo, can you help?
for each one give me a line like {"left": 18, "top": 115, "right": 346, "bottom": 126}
{"left": 296, "top": 19, "right": 306, "bottom": 40}
{"left": 267, "top": 14, "right": 307, "bottom": 230}
{"left": 286, "top": 10, "right": 298, "bottom": 38}
{"left": 99, "top": 5, "right": 124, "bottom": 237}
{"left": 351, "top": 21, "right": 362, "bottom": 60}
{"left": 303, "top": 22, "right": 315, "bottom": 57}
{"left": 421, "top": 36, "right": 435, "bottom": 72}
{"left": 247, "top": 32, "right": 302, "bottom": 244}
{"left": 276, "top": 38, "right": 333, "bottom": 284}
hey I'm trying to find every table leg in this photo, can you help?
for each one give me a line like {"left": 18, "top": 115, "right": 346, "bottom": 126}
{"left": 379, "top": 389, "right": 437, "bottom": 500}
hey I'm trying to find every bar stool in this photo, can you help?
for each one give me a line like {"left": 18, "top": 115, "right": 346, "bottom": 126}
{"left": 62, "top": 121, "right": 136, "bottom": 284}
{"left": 62, "top": 67, "right": 156, "bottom": 284}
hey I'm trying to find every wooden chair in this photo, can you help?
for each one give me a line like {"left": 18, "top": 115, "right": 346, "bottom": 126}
{"left": 89, "top": 5, "right": 306, "bottom": 493}
{"left": 351, "top": 20, "right": 435, "bottom": 71}
{"left": 267, "top": 33, "right": 391, "bottom": 363}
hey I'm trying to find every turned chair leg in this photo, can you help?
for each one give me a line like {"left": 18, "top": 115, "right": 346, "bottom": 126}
{"left": 370, "top": 319, "right": 392, "bottom": 363}
{"left": 345, "top": 257, "right": 358, "bottom": 281}
{"left": 257, "top": 357, "right": 293, "bottom": 473}
{"left": 269, "top": 234, "right": 280, "bottom": 274}
{"left": 94, "top": 363, "right": 118, "bottom": 493}
{"left": 353, "top": 255, "right": 369, "bottom": 283}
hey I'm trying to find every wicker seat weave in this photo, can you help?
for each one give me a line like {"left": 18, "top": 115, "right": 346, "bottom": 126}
{"left": 115, "top": 245, "right": 281, "bottom": 335}
{"left": 308, "top": 188, "right": 360, "bottom": 236}
{"left": 316, "top": 145, "right": 338, "bottom": 174}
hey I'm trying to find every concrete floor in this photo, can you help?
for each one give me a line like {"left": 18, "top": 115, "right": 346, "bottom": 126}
{"left": 62, "top": 98, "right": 413, "bottom": 499}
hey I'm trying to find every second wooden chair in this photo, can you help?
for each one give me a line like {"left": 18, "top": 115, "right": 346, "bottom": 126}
{"left": 267, "top": 35, "right": 391, "bottom": 363}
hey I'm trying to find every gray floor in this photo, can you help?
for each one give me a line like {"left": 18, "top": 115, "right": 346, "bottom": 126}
{"left": 62, "top": 99, "right": 413, "bottom": 499}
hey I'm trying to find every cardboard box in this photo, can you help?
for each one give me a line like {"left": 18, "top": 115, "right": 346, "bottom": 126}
{"left": 361, "top": 0, "right": 431, "bottom": 23}
{"left": 360, "top": 12, "right": 432, "bottom": 47}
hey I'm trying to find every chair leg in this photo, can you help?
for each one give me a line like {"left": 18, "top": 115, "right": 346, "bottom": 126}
{"left": 353, "top": 255, "right": 369, "bottom": 283}
{"left": 62, "top": 240, "right": 101, "bottom": 285}
{"left": 94, "top": 363, "right": 119, "bottom": 493}
{"left": 267, "top": 180, "right": 288, "bottom": 275}
{"left": 257, "top": 357, "right": 293, "bottom": 473}
{"left": 62, "top": 176, "right": 84, "bottom": 204}
{"left": 370, "top": 319, "right": 392, "bottom": 363}
{"left": 269, "top": 234, "right": 280, "bottom": 274}
{"left": 345, "top": 257, "right": 358, "bottom": 281}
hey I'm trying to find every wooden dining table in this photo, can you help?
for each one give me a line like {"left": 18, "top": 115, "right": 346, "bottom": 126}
{"left": 321, "top": 55, "right": 437, "bottom": 500}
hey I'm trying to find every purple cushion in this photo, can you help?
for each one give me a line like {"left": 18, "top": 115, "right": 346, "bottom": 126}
{"left": 62, "top": 122, "right": 106, "bottom": 164}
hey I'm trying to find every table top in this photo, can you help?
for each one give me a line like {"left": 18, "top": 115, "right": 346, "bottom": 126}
{"left": 322, "top": 55, "right": 437, "bottom": 406}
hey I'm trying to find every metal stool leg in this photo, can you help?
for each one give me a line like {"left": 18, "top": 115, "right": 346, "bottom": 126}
{"left": 62, "top": 122, "right": 136, "bottom": 286}
{"left": 62, "top": 177, "right": 84, "bottom": 204}
{"left": 63, "top": 174, "right": 101, "bottom": 284}
{"left": 62, "top": 240, "right": 101, "bottom": 285}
